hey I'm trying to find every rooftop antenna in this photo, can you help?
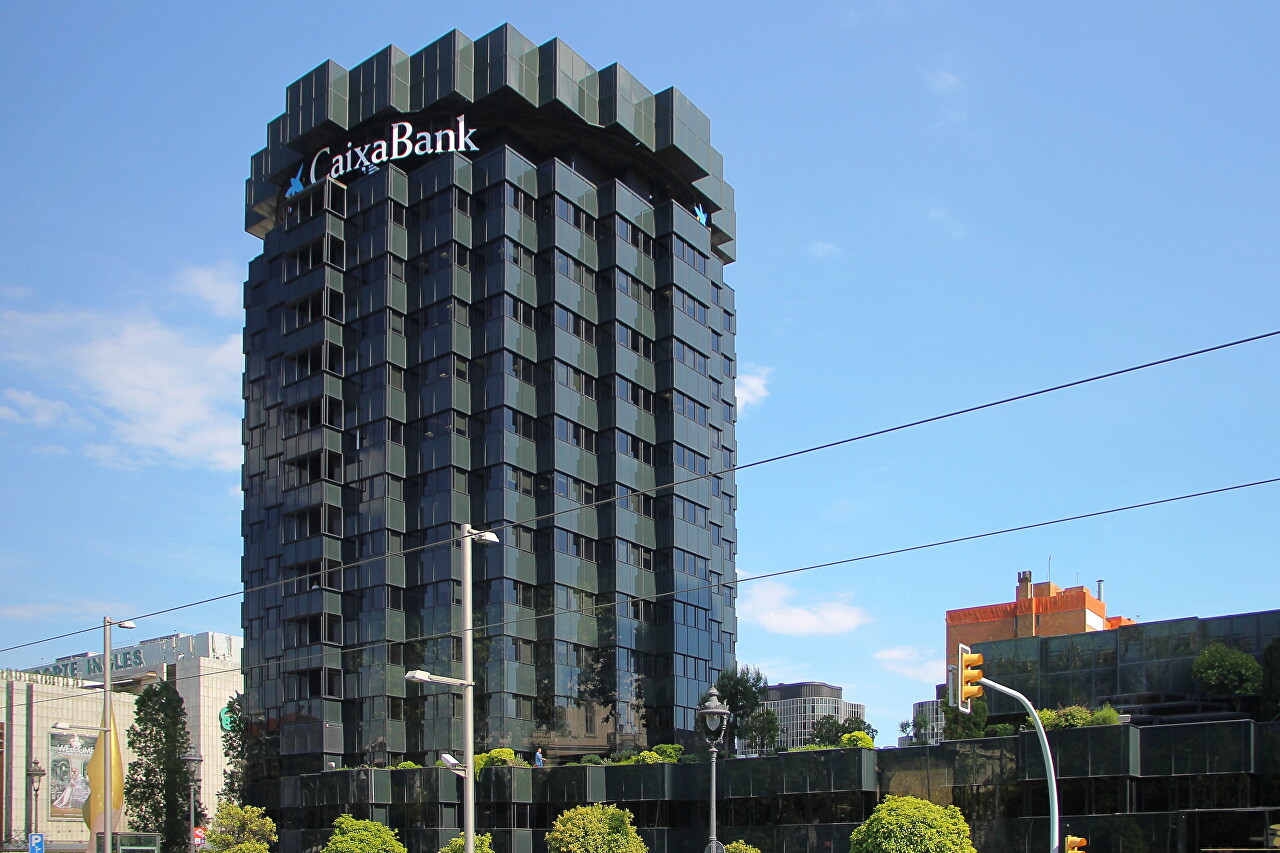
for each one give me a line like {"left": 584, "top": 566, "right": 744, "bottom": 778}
{"left": 1047, "top": 555, "right": 1052, "bottom": 586}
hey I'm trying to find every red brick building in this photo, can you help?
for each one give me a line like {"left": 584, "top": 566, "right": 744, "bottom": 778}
{"left": 946, "top": 571, "right": 1134, "bottom": 652}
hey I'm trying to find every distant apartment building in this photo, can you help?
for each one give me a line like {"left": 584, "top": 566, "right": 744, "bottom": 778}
{"left": 897, "top": 698, "right": 944, "bottom": 747}
{"left": 763, "top": 682, "right": 865, "bottom": 750}
{"left": 946, "top": 570, "right": 1134, "bottom": 654}
{"left": 23, "top": 631, "right": 243, "bottom": 813}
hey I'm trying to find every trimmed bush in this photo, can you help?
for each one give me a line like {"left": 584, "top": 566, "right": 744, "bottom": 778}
{"left": 545, "top": 804, "right": 647, "bottom": 853}
{"left": 848, "top": 795, "right": 975, "bottom": 853}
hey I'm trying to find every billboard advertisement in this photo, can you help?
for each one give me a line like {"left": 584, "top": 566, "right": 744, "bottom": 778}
{"left": 49, "top": 730, "right": 96, "bottom": 820}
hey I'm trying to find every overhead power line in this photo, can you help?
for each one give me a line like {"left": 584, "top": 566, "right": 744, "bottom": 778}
{"left": 1, "top": 326, "right": 1277, "bottom": 660}
{"left": 15, "top": 474, "right": 1280, "bottom": 713}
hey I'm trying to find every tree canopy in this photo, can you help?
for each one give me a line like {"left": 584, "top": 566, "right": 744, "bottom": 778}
{"left": 738, "top": 708, "right": 780, "bottom": 754}
{"left": 204, "top": 802, "right": 277, "bottom": 853}
{"left": 811, "top": 715, "right": 876, "bottom": 747}
{"left": 839, "top": 731, "right": 875, "bottom": 749}
{"left": 1261, "top": 637, "right": 1280, "bottom": 720}
{"left": 437, "top": 833, "right": 494, "bottom": 853}
{"left": 321, "top": 814, "right": 406, "bottom": 853}
{"left": 713, "top": 665, "right": 768, "bottom": 750}
{"left": 545, "top": 804, "right": 647, "bottom": 853}
{"left": 942, "top": 695, "right": 988, "bottom": 741}
{"left": 1192, "top": 642, "right": 1262, "bottom": 706}
{"left": 219, "top": 693, "right": 249, "bottom": 804}
{"left": 123, "top": 680, "right": 205, "bottom": 853}
{"left": 848, "top": 795, "right": 976, "bottom": 853}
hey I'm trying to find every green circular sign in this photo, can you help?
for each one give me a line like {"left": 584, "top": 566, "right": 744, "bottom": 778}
{"left": 219, "top": 705, "right": 235, "bottom": 733}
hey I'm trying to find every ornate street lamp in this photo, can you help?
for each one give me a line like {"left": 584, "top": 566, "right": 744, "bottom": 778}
{"left": 182, "top": 748, "right": 203, "bottom": 853}
{"left": 696, "top": 687, "right": 731, "bottom": 853}
{"left": 27, "top": 758, "right": 46, "bottom": 836}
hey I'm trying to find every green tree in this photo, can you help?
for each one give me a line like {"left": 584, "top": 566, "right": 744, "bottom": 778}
{"left": 713, "top": 665, "right": 768, "bottom": 751}
{"left": 810, "top": 715, "right": 844, "bottom": 746}
{"left": 321, "top": 814, "right": 406, "bottom": 853}
{"left": 204, "top": 802, "right": 277, "bottom": 853}
{"left": 942, "top": 695, "right": 988, "bottom": 740}
{"left": 123, "top": 680, "right": 206, "bottom": 853}
{"left": 738, "top": 708, "right": 780, "bottom": 754}
{"left": 1192, "top": 642, "right": 1263, "bottom": 709}
{"left": 839, "top": 731, "right": 874, "bottom": 749}
{"left": 848, "top": 795, "right": 976, "bottom": 853}
{"left": 845, "top": 717, "right": 878, "bottom": 743}
{"left": 1258, "top": 637, "right": 1280, "bottom": 720}
{"left": 438, "top": 833, "right": 494, "bottom": 853}
{"left": 545, "top": 804, "right": 647, "bottom": 853}
{"left": 220, "top": 693, "right": 249, "bottom": 804}
{"left": 898, "top": 711, "right": 930, "bottom": 745}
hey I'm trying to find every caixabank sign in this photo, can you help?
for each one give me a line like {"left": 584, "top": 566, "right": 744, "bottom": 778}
{"left": 288, "top": 114, "right": 481, "bottom": 196}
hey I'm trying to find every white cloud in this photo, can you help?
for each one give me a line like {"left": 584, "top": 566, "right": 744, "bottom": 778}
{"left": 175, "top": 262, "right": 242, "bottom": 319}
{"left": 736, "top": 364, "right": 775, "bottom": 409}
{"left": 0, "top": 284, "right": 32, "bottom": 300}
{"left": 29, "top": 444, "right": 70, "bottom": 456}
{"left": 807, "top": 241, "right": 843, "bottom": 259}
{"left": 0, "top": 279, "right": 244, "bottom": 472}
{"left": 0, "top": 388, "right": 89, "bottom": 428}
{"left": 875, "top": 646, "right": 946, "bottom": 684}
{"left": 739, "top": 579, "right": 872, "bottom": 636}
{"left": 926, "top": 70, "right": 962, "bottom": 95}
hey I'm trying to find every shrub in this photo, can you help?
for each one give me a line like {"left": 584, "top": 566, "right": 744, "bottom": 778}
{"left": 609, "top": 749, "right": 638, "bottom": 764}
{"left": 839, "top": 731, "right": 874, "bottom": 749}
{"left": 437, "top": 833, "right": 494, "bottom": 853}
{"left": 545, "top": 804, "right": 647, "bottom": 853}
{"left": 636, "top": 750, "right": 663, "bottom": 764}
{"left": 983, "top": 723, "right": 1015, "bottom": 737}
{"left": 205, "top": 802, "right": 277, "bottom": 853}
{"left": 1085, "top": 705, "right": 1120, "bottom": 727}
{"left": 322, "top": 814, "right": 406, "bottom": 853}
{"left": 580, "top": 754, "right": 604, "bottom": 765}
{"left": 1193, "top": 642, "right": 1263, "bottom": 701}
{"left": 848, "top": 795, "right": 975, "bottom": 853}
{"left": 725, "top": 842, "right": 761, "bottom": 853}
{"left": 394, "top": 760, "right": 422, "bottom": 769}
{"left": 652, "top": 743, "right": 684, "bottom": 763}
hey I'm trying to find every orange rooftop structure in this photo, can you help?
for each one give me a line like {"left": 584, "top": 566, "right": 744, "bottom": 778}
{"left": 946, "top": 570, "right": 1135, "bottom": 652}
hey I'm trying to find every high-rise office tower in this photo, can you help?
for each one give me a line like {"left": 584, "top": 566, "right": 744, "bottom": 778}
{"left": 240, "top": 25, "right": 739, "bottom": 790}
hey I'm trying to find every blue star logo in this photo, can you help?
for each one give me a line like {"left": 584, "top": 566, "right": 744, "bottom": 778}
{"left": 694, "top": 204, "right": 708, "bottom": 226}
{"left": 285, "top": 165, "right": 305, "bottom": 197}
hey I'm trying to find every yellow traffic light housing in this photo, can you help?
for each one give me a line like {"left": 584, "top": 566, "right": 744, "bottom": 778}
{"left": 1064, "top": 835, "right": 1087, "bottom": 851}
{"left": 957, "top": 643, "right": 984, "bottom": 714}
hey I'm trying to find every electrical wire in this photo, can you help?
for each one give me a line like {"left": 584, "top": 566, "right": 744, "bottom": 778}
{"left": 2, "top": 326, "right": 1277, "bottom": 659}
{"left": 14, "top": 474, "right": 1280, "bottom": 712}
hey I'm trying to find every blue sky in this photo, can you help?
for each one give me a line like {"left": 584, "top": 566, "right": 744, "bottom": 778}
{"left": 1, "top": 2, "right": 1277, "bottom": 743}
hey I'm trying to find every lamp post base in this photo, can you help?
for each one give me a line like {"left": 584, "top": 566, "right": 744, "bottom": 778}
{"left": 703, "top": 842, "right": 725, "bottom": 853}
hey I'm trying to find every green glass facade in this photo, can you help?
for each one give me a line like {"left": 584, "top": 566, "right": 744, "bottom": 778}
{"left": 276, "top": 721, "right": 1280, "bottom": 853}
{"left": 976, "top": 608, "right": 1280, "bottom": 721}
{"left": 239, "top": 23, "right": 738, "bottom": 809}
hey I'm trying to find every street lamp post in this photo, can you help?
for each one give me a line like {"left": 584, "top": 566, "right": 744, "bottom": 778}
{"left": 27, "top": 759, "right": 46, "bottom": 837}
{"left": 182, "top": 748, "right": 203, "bottom": 853}
{"left": 405, "top": 524, "right": 498, "bottom": 853}
{"left": 695, "top": 687, "right": 730, "bottom": 853}
{"left": 102, "top": 617, "right": 136, "bottom": 853}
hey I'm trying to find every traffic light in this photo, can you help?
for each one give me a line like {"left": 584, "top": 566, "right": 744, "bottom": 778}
{"left": 957, "top": 643, "right": 984, "bottom": 714}
{"left": 1064, "top": 835, "right": 1087, "bottom": 851}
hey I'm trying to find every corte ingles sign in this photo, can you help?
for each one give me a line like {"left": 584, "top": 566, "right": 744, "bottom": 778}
{"left": 288, "top": 114, "right": 480, "bottom": 196}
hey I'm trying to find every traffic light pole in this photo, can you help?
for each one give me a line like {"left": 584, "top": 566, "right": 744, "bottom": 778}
{"left": 978, "top": 677, "right": 1059, "bottom": 853}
